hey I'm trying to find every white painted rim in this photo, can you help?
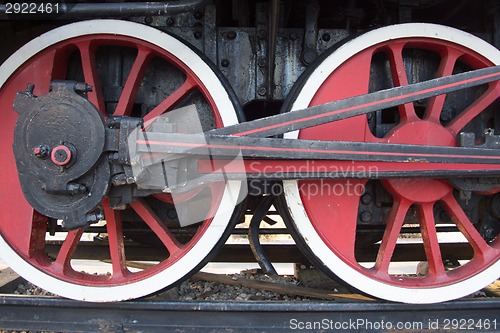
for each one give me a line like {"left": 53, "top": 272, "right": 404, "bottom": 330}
{"left": 0, "top": 20, "right": 242, "bottom": 302}
{"left": 283, "top": 23, "right": 500, "bottom": 304}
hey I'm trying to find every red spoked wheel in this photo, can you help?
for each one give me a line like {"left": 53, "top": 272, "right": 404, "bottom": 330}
{"left": 0, "top": 20, "right": 244, "bottom": 301}
{"left": 282, "top": 24, "right": 500, "bottom": 303}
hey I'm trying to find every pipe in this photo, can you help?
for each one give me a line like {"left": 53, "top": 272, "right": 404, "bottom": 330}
{"left": 0, "top": 0, "right": 209, "bottom": 20}
{"left": 267, "top": 0, "right": 279, "bottom": 99}
{"left": 248, "top": 195, "right": 278, "bottom": 276}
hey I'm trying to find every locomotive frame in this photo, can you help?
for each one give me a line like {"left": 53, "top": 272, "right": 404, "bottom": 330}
{"left": 0, "top": 0, "right": 499, "bottom": 304}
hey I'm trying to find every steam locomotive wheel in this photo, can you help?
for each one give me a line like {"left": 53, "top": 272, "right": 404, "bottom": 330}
{"left": 0, "top": 20, "right": 243, "bottom": 301}
{"left": 283, "top": 24, "right": 500, "bottom": 303}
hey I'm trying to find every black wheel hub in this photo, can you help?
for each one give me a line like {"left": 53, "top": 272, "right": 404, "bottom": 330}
{"left": 12, "top": 81, "right": 110, "bottom": 229}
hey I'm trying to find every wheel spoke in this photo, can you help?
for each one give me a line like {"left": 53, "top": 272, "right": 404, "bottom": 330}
{"left": 386, "top": 43, "right": 419, "bottom": 123}
{"left": 0, "top": 20, "right": 239, "bottom": 301}
{"left": 441, "top": 193, "right": 491, "bottom": 259}
{"left": 424, "top": 49, "right": 462, "bottom": 123}
{"left": 31, "top": 49, "right": 69, "bottom": 94}
{"left": 130, "top": 199, "right": 183, "bottom": 255}
{"left": 27, "top": 212, "right": 49, "bottom": 259}
{"left": 143, "top": 76, "right": 197, "bottom": 124}
{"left": 446, "top": 81, "right": 499, "bottom": 136}
{"left": 76, "top": 40, "right": 106, "bottom": 115}
{"left": 417, "top": 203, "right": 445, "bottom": 277}
{"left": 113, "top": 47, "right": 153, "bottom": 116}
{"left": 54, "top": 229, "right": 84, "bottom": 269}
{"left": 374, "top": 197, "right": 411, "bottom": 274}
{"left": 102, "top": 202, "right": 129, "bottom": 278}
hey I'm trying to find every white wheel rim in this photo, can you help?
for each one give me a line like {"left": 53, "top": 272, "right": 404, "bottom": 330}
{"left": 0, "top": 20, "right": 242, "bottom": 302}
{"left": 283, "top": 23, "right": 500, "bottom": 304}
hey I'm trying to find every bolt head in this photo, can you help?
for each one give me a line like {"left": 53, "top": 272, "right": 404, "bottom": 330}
{"left": 360, "top": 211, "right": 372, "bottom": 222}
{"left": 51, "top": 145, "right": 72, "bottom": 166}
{"left": 33, "top": 145, "right": 51, "bottom": 159}
{"left": 361, "top": 193, "right": 372, "bottom": 205}
{"left": 193, "top": 31, "right": 203, "bottom": 39}
{"left": 194, "top": 11, "right": 204, "bottom": 20}
{"left": 257, "top": 86, "right": 267, "bottom": 97}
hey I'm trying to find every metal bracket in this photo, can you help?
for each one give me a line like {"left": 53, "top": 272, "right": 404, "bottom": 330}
{"left": 301, "top": 0, "right": 320, "bottom": 66}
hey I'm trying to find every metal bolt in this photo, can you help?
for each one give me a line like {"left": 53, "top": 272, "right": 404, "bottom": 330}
{"left": 144, "top": 16, "right": 153, "bottom": 25}
{"left": 193, "top": 11, "right": 204, "bottom": 20}
{"left": 360, "top": 193, "right": 372, "bottom": 205}
{"left": 109, "top": 152, "right": 120, "bottom": 162}
{"left": 440, "top": 111, "right": 452, "bottom": 122}
{"left": 257, "top": 29, "right": 267, "bottom": 39}
{"left": 33, "top": 145, "right": 50, "bottom": 159}
{"left": 482, "top": 227, "right": 496, "bottom": 241}
{"left": 167, "top": 209, "right": 177, "bottom": 220}
{"left": 226, "top": 31, "right": 237, "bottom": 40}
{"left": 289, "top": 33, "right": 297, "bottom": 40}
{"left": 51, "top": 145, "right": 72, "bottom": 166}
{"left": 111, "top": 203, "right": 127, "bottom": 211}
{"left": 25, "top": 83, "right": 35, "bottom": 96}
{"left": 193, "top": 31, "right": 203, "bottom": 39}
{"left": 112, "top": 174, "right": 127, "bottom": 186}
{"left": 166, "top": 17, "right": 174, "bottom": 26}
{"left": 74, "top": 82, "right": 93, "bottom": 93}
{"left": 84, "top": 212, "right": 104, "bottom": 224}
{"left": 257, "top": 86, "right": 267, "bottom": 96}
{"left": 66, "top": 183, "right": 87, "bottom": 194}
{"left": 322, "top": 33, "right": 331, "bottom": 42}
{"left": 221, "top": 59, "right": 230, "bottom": 67}
{"left": 258, "top": 59, "right": 266, "bottom": 67}
{"left": 54, "top": 151, "right": 68, "bottom": 162}
{"left": 360, "top": 211, "right": 372, "bottom": 222}
{"left": 301, "top": 49, "right": 317, "bottom": 66}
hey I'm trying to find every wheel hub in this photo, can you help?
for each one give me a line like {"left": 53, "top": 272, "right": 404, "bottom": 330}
{"left": 12, "top": 81, "right": 110, "bottom": 229}
{"left": 385, "top": 121, "right": 455, "bottom": 202}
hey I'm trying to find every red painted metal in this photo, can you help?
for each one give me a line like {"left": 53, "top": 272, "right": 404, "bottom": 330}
{"left": 51, "top": 145, "right": 72, "bottom": 166}
{"left": 296, "top": 37, "right": 500, "bottom": 288}
{"left": 0, "top": 34, "right": 225, "bottom": 286}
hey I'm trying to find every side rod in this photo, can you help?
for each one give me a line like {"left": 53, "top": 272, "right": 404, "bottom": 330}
{"left": 137, "top": 133, "right": 500, "bottom": 166}
{"left": 208, "top": 65, "right": 500, "bottom": 138}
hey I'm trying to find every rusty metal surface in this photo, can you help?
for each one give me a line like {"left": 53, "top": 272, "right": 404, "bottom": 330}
{"left": 0, "top": 296, "right": 499, "bottom": 332}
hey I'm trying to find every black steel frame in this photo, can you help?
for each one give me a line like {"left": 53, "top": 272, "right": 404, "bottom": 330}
{"left": 0, "top": 295, "right": 499, "bottom": 332}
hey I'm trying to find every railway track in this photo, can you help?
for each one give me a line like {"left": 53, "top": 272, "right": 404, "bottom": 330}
{"left": 0, "top": 0, "right": 499, "bottom": 308}
{"left": 1, "top": 271, "right": 499, "bottom": 333}
{"left": 1, "top": 244, "right": 499, "bottom": 332}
